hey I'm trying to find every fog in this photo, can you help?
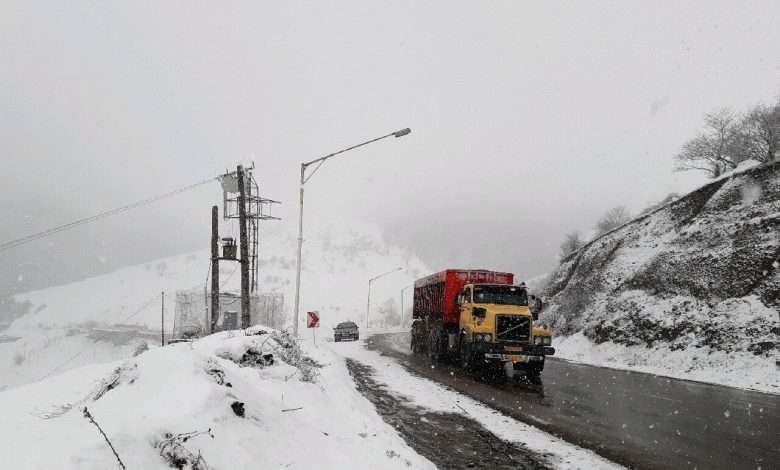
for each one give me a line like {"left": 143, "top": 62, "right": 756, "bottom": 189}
{"left": 2, "top": 1, "right": 779, "bottom": 296}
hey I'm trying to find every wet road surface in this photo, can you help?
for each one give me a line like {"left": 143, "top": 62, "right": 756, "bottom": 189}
{"left": 347, "top": 359, "right": 553, "bottom": 470}
{"left": 368, "top": 332, "right": 780, "bottom": 470}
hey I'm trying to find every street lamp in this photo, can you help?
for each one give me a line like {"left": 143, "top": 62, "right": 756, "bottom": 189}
{"left": 400, "top": 284, "right": 414, "bottom": 328}
{"left": 293, "top": 128, "right": 412, "bottom": 337}
{"left": 366, "top": 267, "right": 404, "bottom": 330}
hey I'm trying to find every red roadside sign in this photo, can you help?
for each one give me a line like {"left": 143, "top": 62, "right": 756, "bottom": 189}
{"left": 307, "top": 311, "right": 320, "bottom": 328}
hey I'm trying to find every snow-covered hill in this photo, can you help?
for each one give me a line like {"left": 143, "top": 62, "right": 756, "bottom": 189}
{"left": 542, "top": 160, "right": 780, "bottom": 393}
{"left": 0, "top": 221, "right": 429, "bottom": 390}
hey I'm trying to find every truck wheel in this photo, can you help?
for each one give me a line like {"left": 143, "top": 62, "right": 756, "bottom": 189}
{"left": 428, "top": 329, "right": 441, "bottom": 362}
{"left": 460, "top": 343, "right": 474, "bottom": 373}
{"left": 527, "top": 367, "right": 542, "bottom": 384}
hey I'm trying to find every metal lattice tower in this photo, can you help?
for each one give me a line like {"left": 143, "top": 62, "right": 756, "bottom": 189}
{"left": 219, "top": 164, "right": 280, "bottom": 293}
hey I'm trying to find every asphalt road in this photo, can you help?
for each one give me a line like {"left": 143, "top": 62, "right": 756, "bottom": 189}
{"left": 368, "top": 332, "right": 780, "bottom": 470}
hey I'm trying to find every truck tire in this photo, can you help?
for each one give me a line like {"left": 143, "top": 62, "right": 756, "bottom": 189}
{"left": 526, "top": 366, "right": 542, "bottom": 384}
{"left": 428, "top": 328, "right": 442, "bottom": 362}
{"left": 460, "top": 344, "right": 474, "bottom": 372}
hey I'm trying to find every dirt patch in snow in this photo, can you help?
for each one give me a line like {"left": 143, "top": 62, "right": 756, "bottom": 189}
{"left": 346, "top": 359, "right": 552, "bottom": 470}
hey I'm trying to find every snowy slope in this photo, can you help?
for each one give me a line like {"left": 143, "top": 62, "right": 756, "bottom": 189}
{"left": 0, "top": 221, "right": 429, "bottom": 390}
{"left": 542, "top": 160, "right": 780, "bottom": 393}
{"left": 0, "top": 329, "right": 435, "bottom": 469}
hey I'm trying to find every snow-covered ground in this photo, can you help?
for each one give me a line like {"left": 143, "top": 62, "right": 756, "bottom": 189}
{"left": 0, "top": 328, "right": 436, "bottom": 470}
{"left": 0, "top": 327, "right": 626, "bottom": 469}
{"left": 328, "top": 340, "right": 624, "bottom": 470}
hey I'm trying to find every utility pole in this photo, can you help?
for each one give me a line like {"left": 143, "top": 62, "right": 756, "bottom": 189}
{"left": 210, "top": 205, "right": 220, "bottom": 333}
{"left": 161, "top": 291, "right": 165, "bottom": 346}
{"left": 237, "top": 165, "right": 251, "bottom": 329}
{"left": 366, "top": 267, "right": 404, "bottom": 330}
{"left": 294, "top": 163, "right": 305, "bottom": 337}
{"left": 400, "top": 284, "right": 413, "bottom": 329}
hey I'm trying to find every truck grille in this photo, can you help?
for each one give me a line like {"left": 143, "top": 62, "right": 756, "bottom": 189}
{"left": 495, "top": 315, "right": 530, "bottom": 342}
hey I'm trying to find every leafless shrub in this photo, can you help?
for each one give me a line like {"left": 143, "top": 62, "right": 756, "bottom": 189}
{"left": 559, "top": 231, "right": 584, "bottom": 260}
{"left": 270, "top": 330, "right": 321, "bottom": 382}
{"left": 155, "top": 428, "right": 214, "bottom": 470}
{"left": 595, "top": 206, "right": 631, "bottom": 235}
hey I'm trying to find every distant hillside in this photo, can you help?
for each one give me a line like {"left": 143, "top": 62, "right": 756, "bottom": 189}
{"left": 542, "top": 160, "right": 780, "bottom": 392}
{"left": 0, "top": 222, "right": 428, "bottom": 390}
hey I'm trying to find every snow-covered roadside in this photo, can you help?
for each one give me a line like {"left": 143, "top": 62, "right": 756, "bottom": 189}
{"left": 326, "top": 341, "right": 625, "bottom": 470}
{"left": 0, "top": 329, "right": 435, "bottom": 470}
{"left": 553, "top": 332, "right": 780, "bottom": 395}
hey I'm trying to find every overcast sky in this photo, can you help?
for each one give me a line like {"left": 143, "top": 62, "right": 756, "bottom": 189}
{"left": 2, "top": 1, "right": 779, "bottom": 295}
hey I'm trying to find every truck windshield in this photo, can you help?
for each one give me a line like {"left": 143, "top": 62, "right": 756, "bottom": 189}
{"left": 472, "top": 285, "right": 528, "bottom": 306}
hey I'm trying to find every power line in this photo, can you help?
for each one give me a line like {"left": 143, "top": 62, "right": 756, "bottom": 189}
{"left": 0, "top": 177, "right": 217, "bottom": 254}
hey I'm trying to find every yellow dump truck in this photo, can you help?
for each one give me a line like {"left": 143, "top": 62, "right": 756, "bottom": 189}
{"left": 410, "top": 269, "right": 553, "bottom": 381}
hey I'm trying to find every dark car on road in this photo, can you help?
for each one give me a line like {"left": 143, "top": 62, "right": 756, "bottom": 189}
{"left": 334, "top": 321, "right": 359, "bottom": 342}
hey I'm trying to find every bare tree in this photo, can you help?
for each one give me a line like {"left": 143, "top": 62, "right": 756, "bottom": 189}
{"left": 674, "top": 108, "right": 744, "bottom": 178}
{"left": 559, "top": 231, "right": 584, "bottom": 260}
{"left": 595, "top": 206, "right": 631, "bottom": 235}
{"left": 740, "top": 100, "right": 780, "bottom": 163}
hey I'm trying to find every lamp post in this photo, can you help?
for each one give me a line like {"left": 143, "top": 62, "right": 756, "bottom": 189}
{"left": 293, "top": 128, "right": 411, "bottom": 337}
{"left": 366, "top": 267, "right": 404, "bottom": 330}
{"left": 400, "top": 284, "right": 414, "bottom": 329}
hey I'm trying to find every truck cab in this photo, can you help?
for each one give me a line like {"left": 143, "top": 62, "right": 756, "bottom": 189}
{"left": 457, "top": 283, "right": 554, "bottom": 380}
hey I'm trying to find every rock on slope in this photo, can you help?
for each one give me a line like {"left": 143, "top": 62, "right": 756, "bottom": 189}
{"left": 542, "top": 160, "right": 780, "bottom": 392}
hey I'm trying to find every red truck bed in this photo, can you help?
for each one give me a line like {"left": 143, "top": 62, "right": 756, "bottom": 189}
{"left": 412, "top": 269, "right": 514, "bottom": 326}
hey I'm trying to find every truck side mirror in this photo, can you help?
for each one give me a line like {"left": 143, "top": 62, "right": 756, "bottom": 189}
{"left": 472, "top": 307, "right": 487, "bottom": 318}
{"left": 529, "top": 296, "right": 543, "bottom": 321}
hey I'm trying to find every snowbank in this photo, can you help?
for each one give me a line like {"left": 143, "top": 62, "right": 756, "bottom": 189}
{"left": 0, "top": 328, "right": 435, "bottom": 469}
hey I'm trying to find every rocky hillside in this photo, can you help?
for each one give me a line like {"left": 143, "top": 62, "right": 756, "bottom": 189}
{"left": 542, "top": 160, "right": 780, "bottom": 391}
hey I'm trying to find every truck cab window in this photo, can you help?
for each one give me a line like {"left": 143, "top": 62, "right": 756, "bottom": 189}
{"left": 472, "top": 285, "right": 528, "bottom": 305}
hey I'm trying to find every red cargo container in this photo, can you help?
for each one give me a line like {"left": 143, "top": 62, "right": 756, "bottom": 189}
{"left": 412, "top": 269, "right": 514, "bottom": 326}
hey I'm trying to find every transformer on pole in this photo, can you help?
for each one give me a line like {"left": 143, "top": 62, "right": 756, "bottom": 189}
{"left": 217, "top": 164, "right": 280, "bottom": 329}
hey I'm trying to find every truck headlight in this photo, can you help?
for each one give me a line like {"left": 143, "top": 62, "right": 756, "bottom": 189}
{"left": 544, "top": 336, "right": 552, "bottom": 345}
{"left": 474, "top": 333, "right": 492, "bottom": 342}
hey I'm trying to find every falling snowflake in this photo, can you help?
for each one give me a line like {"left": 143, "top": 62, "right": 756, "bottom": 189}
{"left": 723, "top": 410, "right": 731, "bottom": 418}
